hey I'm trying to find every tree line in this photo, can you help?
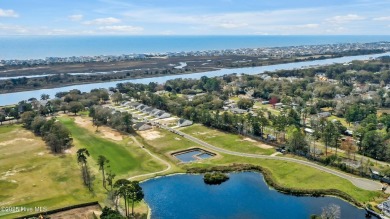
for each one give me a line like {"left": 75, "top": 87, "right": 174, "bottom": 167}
{"left": 116, "top": 72, "right": 389, "bottom": 164}
{"left": 20, "top": 111, "right": 72, "bottom": 153}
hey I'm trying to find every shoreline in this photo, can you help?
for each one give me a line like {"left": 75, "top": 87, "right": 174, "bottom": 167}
{"left": 0, "top": 69, "right": 213, "bottom": 95}
{"left": 0, "top": 51, "right": 387, "bottom": 96}
{"left": 141, "top": 164, "right": 367, "bottom": 208}
{"left": 138, "top": 165, "right": 371, "bottom": 219}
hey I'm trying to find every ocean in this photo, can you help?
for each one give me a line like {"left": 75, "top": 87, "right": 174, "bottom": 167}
{"left": 0, "top": 35, "right": 390, "bottom": 60}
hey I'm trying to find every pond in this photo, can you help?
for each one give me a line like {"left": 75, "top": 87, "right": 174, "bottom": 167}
{"left": 141, "top": 172, "right": 366, "bottom": 219}
{"left": 173, "top": 149, "right": 215, "bottom": 162}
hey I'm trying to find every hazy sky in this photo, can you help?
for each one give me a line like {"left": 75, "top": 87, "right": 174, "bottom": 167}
{"left": 1, "top": 0, "right": 390, "bottom": 35}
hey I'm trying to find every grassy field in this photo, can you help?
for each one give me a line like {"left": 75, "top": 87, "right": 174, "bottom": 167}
{"left": 1, "top": 115, "right": 385, "bottom": 218}
{"left": 138, "top": 125, "right": 382, "bottom": 204}
{"left": 0, "top": 125, "right": 94, "bottom": 218}
{"left": 179, "top": 124, "right": 275, "bottom": 155}
{"left": 254, "top": 104, "right": 282, "bottom": 116}
{"left": 186, "top": 154, "right": 382, "bottom": 204}
{"left": 136, "top": 128, "right": 206, "bottom": 158}
{"left": 327, "top": 115, "right": 351, "bottom": 128}
{"left": 58, "top": 116, "right": 165, "bottom": 178}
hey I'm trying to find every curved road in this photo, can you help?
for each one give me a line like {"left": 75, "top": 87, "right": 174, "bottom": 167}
{"left": 111, "top": 104, "right": 382, "bottom": 191}
{"left": 127, "top": 135, "right": 172, "bottom": 181}
{"left": 159, "top": 123, "right": 382, "bottom": 191}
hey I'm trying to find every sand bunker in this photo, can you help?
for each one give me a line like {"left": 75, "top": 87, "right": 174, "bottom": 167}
{"left": 139, "top": 130, "right": 163, "bottom": 140}
{"left": 74, "top": 117, "right": 123, "bottom": 141}
{"left": 74, "top": 116, "right": 90, "bottom": 128}
{"left": 240, "top": 138, "right": 273, "bottom": 149}
{"left": 243, "top": 137, "right": 256, "bottom": 143}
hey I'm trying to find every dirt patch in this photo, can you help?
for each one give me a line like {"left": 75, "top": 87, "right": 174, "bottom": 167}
{"left": 74, "top": 116, "right": 91, "bottom": 128}
{"left": 243, "top": 137, "right": 257, "bottom": 143}
{"left": 74, "top": 117, "right": 123, "bottom": 141}
{"left": 1, "top": 168, "right": 26, "bottom": 180}
{"left": 138, "top": 130, "right": 163, "bottom": 140}
{"left": 63, "top": 148, "right": 76, "bottom": 155}
{"left": 157, "top": 117, "right": 178, "bottom": 126}
{"left": 0, "top": 138, "right": 34, "bottom": 146}
{"left": 96, "top": 130, "right": 123, "bottom": 141}
{"left": 239, "top": 138, "right": 273, "bottom": 149}
{"left": 48, "top": 204, "right": 101, "bottom": 219}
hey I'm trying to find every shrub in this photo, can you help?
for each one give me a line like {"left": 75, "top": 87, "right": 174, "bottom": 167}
{"left": 203, "top": 172, "right": 229, "bottom": 185}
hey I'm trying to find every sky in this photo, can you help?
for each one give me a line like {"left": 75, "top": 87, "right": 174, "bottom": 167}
{"left": 0, "top": 0, "right": 390, "bottom": 35}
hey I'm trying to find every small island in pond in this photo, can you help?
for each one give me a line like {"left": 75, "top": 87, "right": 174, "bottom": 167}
{"left": 203, "top": 172, "right": 230, "bottom": 185}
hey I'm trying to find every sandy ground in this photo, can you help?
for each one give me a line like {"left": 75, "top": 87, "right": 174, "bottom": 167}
{"left": 156, "top": 117, "right": 178, "bottom": 126}
{"left": 48, "top": 204, "right": 101, "bottom": 219}
{"left": 138, "top": 130, "right": 163, "bottom": 140}
{"left": 0, "top": 138, "right": 34, "bottom": 146}
{"left": 239, "top": 138, "right": 273, "bottom": 149}
{"left": 74, "top": 116, "right": 123, "bottom": 141}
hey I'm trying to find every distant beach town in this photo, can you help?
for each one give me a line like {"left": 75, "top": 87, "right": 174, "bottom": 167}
{"left": 1, "top": 41, "right": 390, "bottom": 67}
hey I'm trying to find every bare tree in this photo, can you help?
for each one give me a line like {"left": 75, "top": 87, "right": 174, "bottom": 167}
{"left": 321, "top": 204, "right": 340, "bottom": 219}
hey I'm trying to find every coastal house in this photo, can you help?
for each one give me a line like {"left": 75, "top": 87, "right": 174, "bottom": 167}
{"left": 127, "top": 102, "right": 141, "bottom": 109}
{"left": 156, "top": 111, "right": 171, "bottom": 119}
{"left": 136, "top": 104, "right": 147, "bottom": 111}
{"left": 133, "top": 122, "right": 152, "bottom": 131}
{"left": 177, "top": 119, "right": 193, "bottom": 127}
{"left": 152, "top": 110, "right": 162, "bottom": 116}
{"left": 142, "top": 107, "right": 153, "bottom": 113}
{"left": 230, "top": 108, "right": 247, "bottom": 114}
{"left": 260, "top": 74, "right": 272, "bottom": 80}
{"left": 345, "top": 130, "right": 353, "bottom": 136}
{"left": 304, "top": 128, "right": 315, "bottom": 135}
{"left": 274, "top": 103, "right": 283, "bottom": 109}
{"left": 150, "top": 108, "right": 160, "bottom": 115}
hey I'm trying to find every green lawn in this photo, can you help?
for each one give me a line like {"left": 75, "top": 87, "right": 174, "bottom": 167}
{"left": 0, "top": 125, "right": 94, "bottom": 219}
{"left": 180, "top": 124, "right": 275, "bottom": 155}
{"left": 0, "top": 117, "right": 384, "bottom": 218}
{"left": 0, "top": 116, "right": 166, "bottom": 218}
{"left": 136, "top": 128, "right": 202, "bottom": 157}
{"left": 327, "top": 115, "right": 351, "bottom": 128}
{"left": 186, "top": 154, "right": 382, "bottom": 204}
{"left": 256, "top": 104, "right": 281, "bottom": 116}
{"left": 59, "top": 117, "right": 164, "bottom": 177}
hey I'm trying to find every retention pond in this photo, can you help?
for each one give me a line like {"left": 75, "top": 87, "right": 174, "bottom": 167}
{"left": 141, "top": 172, "right": 366, "bottom": 219}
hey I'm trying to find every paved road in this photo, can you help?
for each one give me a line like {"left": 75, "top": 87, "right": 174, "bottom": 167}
{"left": 110, "top": 104, "right": 383, "bottom": 191}
{"left": 160, "top": 123, "right": 382, "bottom": 191}
{"left": 127, "top": 135, "right": 172, "bottom": 181}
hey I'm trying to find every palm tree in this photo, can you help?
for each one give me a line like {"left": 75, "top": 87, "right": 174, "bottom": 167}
{"left": 106, "top": 170, "right": 116, "bottom": 191}
{"left": 129, "top": 181, "right": 144, "bottom": 216}
{"left": 77, "top": 148, "right": 90, "bottom": 188}
{"left": 114, "top": 179, "right": 131, "bottom": 216}
{"left": 97, "top": 155, "right": 109, "bottom": 189}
